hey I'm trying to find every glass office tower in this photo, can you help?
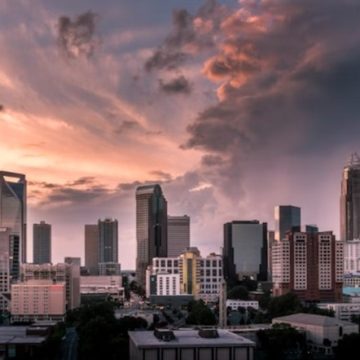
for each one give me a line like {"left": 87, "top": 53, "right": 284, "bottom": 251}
{"left": 0, "top": 171, "right": 26, "bottom": 267}
{"left": 340, "top": 153, "right": 360, "bottom": 241}
{"left": 136, "top": 184, "right": 167, "bottom": 287}
{"left": 274, "top": 205, "right": 301, "bottom": 241}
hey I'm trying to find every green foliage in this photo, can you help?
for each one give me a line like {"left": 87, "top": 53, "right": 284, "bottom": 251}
{"left": 334, "top": 333, "right": 360, "bottom": 359}
{"left": 186, "top": 300, "right": 216, "bottom": 325}
{"left": 129, "top": 280, "right": 145, "bottom": 297}
{"left": 267, "top": 293, "right": 302, "bottom": 319}
{"left": 39, "top": 322, "right": 66, "bottom": 360}
{"left": 69, "top": 302, "right": 147, "bottom": 360}
{"left": 228, "top": 285, "right": 249, "bottom": 300}
{"left": 257, "top": 323, "right": 306, "bottom": 360}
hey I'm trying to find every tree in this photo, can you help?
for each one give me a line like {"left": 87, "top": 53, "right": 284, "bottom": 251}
{"left": 257, "top": 323, "right": 306, "bottom": 360}
{"left": 228, "top": 285, "right": 249, "bottom": 300}
{"left": 186, "top": 300, "right": 216, "bottom": 325}
{"left": 334, "top": 333, "right": 360, "bottom": 359}
{"left": 268, "top": 293, "right": 302, "bottom": 319}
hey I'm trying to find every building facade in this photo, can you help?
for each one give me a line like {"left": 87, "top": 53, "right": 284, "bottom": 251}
{"left": 136, "top": 185, "right": 167, "bottom": 288}
{"left": 344, "top": 239, "right": 360, "bottom": 272}
{"left": 274, "top": 205, "right": 301, "bottom": 241}
{"left": 11, "top": 280, "right": 66, "bottom": 322}
{"left": 85, "top": 224, "right": 99, "bottom": 275}
{"left": 147, "top": 248, "right": 223, "bottom": 303}
{"left": 272, "top": 232, "right": 343, "bottom": 302}
{"left": 0, "top": 227, "right": 11, "bottom": 312}
{"left": 129, "top": 329, "right": 255, "bottom": 360}
{"left": 33, "top": 221, "right": 51, "bottom": 264}
{"left": 20, "top": 263, "right": 80, "bottom": 310}
{"left": 340, "top": 153, "right": 360, "bottom": 241}
{"left": 167, "top": 215, "right": 190, "bottom": 257}
{"left": 0, "top": 171, "right": 27, "bottom": 265}
{"left": 223, "top": 221, "right": 268, "bottom": 282}
{"left": 273, "top": 313, "right": 358, "bottom": 355}
{"left": 98, "top": 218, "right": 118, "bottom": 263}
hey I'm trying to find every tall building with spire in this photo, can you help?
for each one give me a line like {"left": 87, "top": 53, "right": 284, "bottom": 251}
{"left": 340, "top": 153, "right": 360, "bottom": 241}
{"left": 0, "top": 171, "right": 27, "bottom": 265}
{"left": 136, "top": 185, "right": 167, "bottom": 287}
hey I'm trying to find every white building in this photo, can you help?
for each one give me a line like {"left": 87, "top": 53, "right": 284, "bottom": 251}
{"left": 344, "top": 240, "right": 360, "bottom": 272}
{"left": 318, "top": 303, "right": 360, "bottom": 322}
{"left": 226, "top": 300, "right": 259, "bottom": 311}
{"left": 272, "top": 313, "right": 358, "bottom": 355}
{"left": 11, "top": 280, "right": 66, "bottom": 322}
{"left": 129, "top": 329, "right": 255, "bottom": 360}
{"left": 146, "top": 249, "right": 223, "bottom": 303}
{"left": 343, "top": 271, "right": 360, "bottom": 287}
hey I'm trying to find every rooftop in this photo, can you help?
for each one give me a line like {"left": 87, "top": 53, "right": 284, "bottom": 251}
{"left": 0, "top": 327, "right": 46, "bottom": 345}
{"left": 273, "top": 313, "right": 354, "bottom": 327}
{"left": 129, "top": 329, "right": 255, "bottom": 348}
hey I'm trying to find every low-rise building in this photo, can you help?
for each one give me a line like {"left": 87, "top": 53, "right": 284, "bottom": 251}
{"left": 272, "top": 313, "right": 358, "bottom": 355}
{"left": 11, "top": 280, "right": 66, "bottom": 322}
{"left": 317, "top": 303, "right": 360, "bottom": 322}
{"left": 146, "top": 248, "right": 223, "bottom": 303}
{"left": 80, "top": 275, "right": 124, "bottom": 303}
{"left": 0, "top": 326, "right": 50, "bottom": 359}
{"left": 129, "top": 329, "right": 255, "bottom": 360}
{"left": 342, "top": 287, "right": 360, "bottom": 303}
{"left": 343, "top": 272, "right": 360, "bottom": 287}
{"left": 20, "top": 263, "right": 80, "bottom": 310}
{"left": 226, "top": 300, "right": 259, "bottom": 311}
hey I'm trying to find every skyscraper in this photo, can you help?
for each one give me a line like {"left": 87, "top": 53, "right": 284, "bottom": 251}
{"left": 136, "top": 185, "right": 167, "bottom": 287}
{"left": 98, "top": 218, "right": 118, "bottom": 263}
{"left": 0, "top": 171, "right": 27, "bottom": 263}
{"left": 223, "top": 221, "right": 268, "bottom": 283}
{"left": 274, "top": 205, "right": 301, "bottom": 241}
{"left": 85, "top": 224, "right": 99, "bottom": 275}
{"left": 33, "top": 221, "right": 51, "bottom": 264}
{"left": 167, "top": 215, "right": 190, "bottom": 257}
{"left": 340, "top": 153, "right": 360, "bottom": 241}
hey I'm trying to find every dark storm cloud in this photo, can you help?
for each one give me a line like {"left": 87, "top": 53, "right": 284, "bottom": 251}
{"left": 114, "top": 120, "right": 140, "bottom": 134}
{"left": 58, "top": 11, "right": 99, "bottom": 58}
{"left": 144, "top": 0, "right": 223, "bottom": 72}
{"left": 183, "top": 0, "right": 360, "bottom": 159}
{"left": 201, "top": 154, "right": 224, "bottom": 167}
{"left": 149, "top": 170, "right": 173, "bottom": 181}
{"left": 67, "top": 176, "right": 95, "bottom": 186}
{"left": 159, "top": 76, "right": 192, "bottom": 94}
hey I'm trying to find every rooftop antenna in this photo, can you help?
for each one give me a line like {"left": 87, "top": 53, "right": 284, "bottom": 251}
{"left": 347, "top": 153, "right": 360, "bottom": 167}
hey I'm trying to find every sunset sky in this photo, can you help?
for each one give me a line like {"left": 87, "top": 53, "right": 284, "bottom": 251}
{"left": 1, "top": 0, "right": 360, "bottom": 268}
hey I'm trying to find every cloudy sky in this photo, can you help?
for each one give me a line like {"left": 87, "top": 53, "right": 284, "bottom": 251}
{"left": 1, "top": 0, "right": 360, "bottom": 268}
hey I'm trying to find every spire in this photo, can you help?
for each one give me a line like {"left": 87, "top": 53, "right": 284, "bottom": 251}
{"left": 346, "top": 153, "right": 360, "bottom": 168}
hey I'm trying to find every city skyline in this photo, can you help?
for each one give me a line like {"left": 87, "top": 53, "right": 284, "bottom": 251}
{"left": 1, "top": 0, "right": 360, "bottom": 268}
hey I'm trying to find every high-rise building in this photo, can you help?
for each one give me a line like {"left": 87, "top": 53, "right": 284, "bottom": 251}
{"left": 274, "top": 205, "right": 301, "bottom": 241}
{"left": 98, "top": 218, "right": 118, "bottom": 263}
{"left": 167, "top": 215, "right": 190, "bottom": 257}
{"left": 340, "top": 153, "right": 360, "bottom": 241}
{"left": 136, "top": 185, "right": 167, "bottom": 287}
{"left": 0, "top": 227, "right": 11, "bottom": 312}
{"left": 0, "top": 171, "right": 27, "bottom": 263}
{"left": 33, "top": 221, "right": 51, "bottom": 264}
{"left": 272, "top": 231, "right": 343, "bottom": 302}
{"left": 344, "top": 239, "right": 360, "bottom": 273}
{"left": 223, "top": 221, "right": 268, "bottom": 282}
{"left": 85, "top": 224, "right": 99, "bottom": 275}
